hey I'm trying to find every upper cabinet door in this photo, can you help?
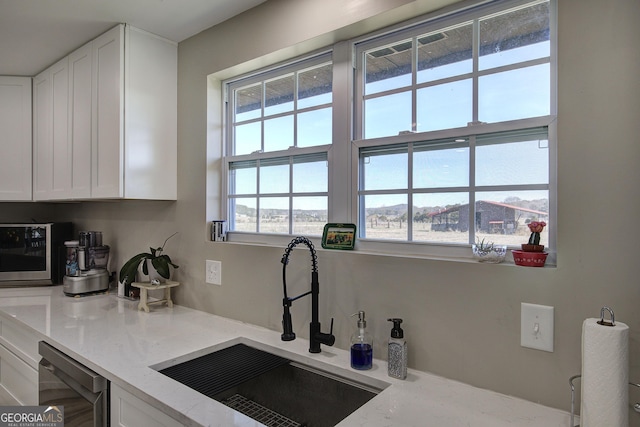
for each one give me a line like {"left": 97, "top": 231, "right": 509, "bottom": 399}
{"left": 68, "top": 43, "right": 92, "bottom": 199}
{"left": 91, "top": 25, "right": 124, "bottom": 199}
{"left": 32, "top": 71, "right": 52, "bottom": 199}
{"left": 0, "top": 77, "right": 32, "bottom": 201}
{"left": 123, "top": 26, "right": 177, "bottom": 200}
{"left": 33, "top": 58, "right": 70, "bottom": 201}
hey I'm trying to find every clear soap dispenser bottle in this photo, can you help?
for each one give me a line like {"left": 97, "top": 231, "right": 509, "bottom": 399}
{"left": 387, "top": 318, "right": 407, "bottom": 379}
{"left": 350, "top": 311, "right": 373, "bottom": 370}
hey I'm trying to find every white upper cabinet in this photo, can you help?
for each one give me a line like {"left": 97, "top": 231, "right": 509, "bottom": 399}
{"left": 33, "top": 24, "right": 177, "bottom": 201}
{"left": 92, "top": 24, "right": 177, "bottom": 200}
{"left": 33, "top": 57, "right": 71, "bottom": 200}
{"left": 123, "top": 26, "right": 178, "bottom": 200}
{"left": 0, "top": 77, "right": 32, "bottom": 201}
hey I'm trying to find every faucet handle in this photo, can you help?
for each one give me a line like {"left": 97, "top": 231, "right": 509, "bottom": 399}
{"left": 320, "top": 318, "right": 335, "bottom": 347}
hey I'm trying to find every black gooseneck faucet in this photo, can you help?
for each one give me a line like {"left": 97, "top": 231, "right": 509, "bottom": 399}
{"left": 281, "top": 236, "right": 335, "bottom": 353}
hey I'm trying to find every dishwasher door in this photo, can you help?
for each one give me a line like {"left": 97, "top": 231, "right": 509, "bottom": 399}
{"left": 38, "top": 341, "right": 108, "bottom": 427}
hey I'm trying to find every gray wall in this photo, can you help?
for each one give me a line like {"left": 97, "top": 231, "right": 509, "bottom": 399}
{"left": 3, "top": 0, "right": 639, "bottom": 419}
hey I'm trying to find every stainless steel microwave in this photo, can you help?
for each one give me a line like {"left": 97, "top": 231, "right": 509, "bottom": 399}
{"left": 0, "top": 223, "right": 72, "bottom": 285}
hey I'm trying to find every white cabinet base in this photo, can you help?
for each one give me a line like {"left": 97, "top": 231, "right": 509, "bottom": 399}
{"left": 0, "top": 315, "right": 40, "bottom": 406}
{"left": 0, "top": 345, "right": 38, "bottom": 405}
{"left": 111, "top": 384, "right": 183, "bottom": 427}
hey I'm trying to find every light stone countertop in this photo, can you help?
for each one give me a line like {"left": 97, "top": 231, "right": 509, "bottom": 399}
{"left": 0, "top": 286, "right": 571, "bottom": 427}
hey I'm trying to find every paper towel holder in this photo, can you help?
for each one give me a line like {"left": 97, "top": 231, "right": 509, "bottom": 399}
{"left": 570, "top": 307, "right": 637, "bottom": 425}
{"left": 569, "top": 376, "right": 640, "bottom": 426}
{"left": 596, "top": 306, "right": 615, "bottom": 327}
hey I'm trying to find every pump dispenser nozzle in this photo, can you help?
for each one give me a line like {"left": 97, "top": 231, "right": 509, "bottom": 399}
{"left": 352, "top": 311, "right": 367, "bottom": 328}
{"left": 350, "top": 310, "right": 372, "bottom": 370}
{"left": 388, "top": 318, "right": 404, "bottom": 338}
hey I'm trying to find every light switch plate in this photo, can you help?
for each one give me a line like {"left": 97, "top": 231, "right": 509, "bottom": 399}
{"left": 521, "top": 303, "right": 554, "bottom": 352}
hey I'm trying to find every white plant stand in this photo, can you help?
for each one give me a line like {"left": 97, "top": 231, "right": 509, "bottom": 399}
{"left": 132, "top": 281, "right": 180, "bottom": 312}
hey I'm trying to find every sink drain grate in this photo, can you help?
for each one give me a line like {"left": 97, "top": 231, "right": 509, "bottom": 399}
{"left": 222, "top": 394, "right": 301, "bottom": 427}
{"left": 158, "top": 344, "right": 290, "bottom": 398}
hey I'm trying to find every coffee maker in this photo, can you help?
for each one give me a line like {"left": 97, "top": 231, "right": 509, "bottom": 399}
{"left": 63, "top": 231, "right": 111, "bottom": 296}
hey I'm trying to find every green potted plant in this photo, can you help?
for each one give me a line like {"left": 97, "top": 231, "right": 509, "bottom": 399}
{"left": 119, "top": 232, "right": 179, "bottom": 286}
{"left": 522, "top": 221, "right": 547, "bottom": 252}
{"left": 472, "top": 237, "right": 507, "bottom": 263}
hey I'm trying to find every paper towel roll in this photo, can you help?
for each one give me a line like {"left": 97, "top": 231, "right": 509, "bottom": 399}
{"left": 581, "top": 317, "right": 629, "bottom": 427}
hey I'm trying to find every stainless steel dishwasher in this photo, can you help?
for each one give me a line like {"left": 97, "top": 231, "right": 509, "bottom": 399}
{"left": 38, "top": 341, "right": 109, "bottom": 427}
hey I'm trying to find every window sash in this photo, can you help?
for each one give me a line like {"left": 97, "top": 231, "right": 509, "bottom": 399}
{"left": 353, "top": 0, "right": 552, "bottom": 139}
{"left": 357, "top": 125, "right": 549, "bottom": 244}
{"left": 227, "top": 152, "right": 329, "bottom": 234}
{"left": 226, "top": 53, "right": 333, "bottom": 157}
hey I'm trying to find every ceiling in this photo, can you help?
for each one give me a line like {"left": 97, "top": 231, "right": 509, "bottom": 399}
{"left": 0, "top": 0, "right": 267, "bottom": 76}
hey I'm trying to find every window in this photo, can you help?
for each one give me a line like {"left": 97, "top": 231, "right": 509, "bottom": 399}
{"left": 222, "top": 0, "right": 556, "bottom": 258}
{"left": 225, "top": 54, "right": 332, "bottom": 235}
{"left": 354, "top": 0, "right": 554, "bottom": 248}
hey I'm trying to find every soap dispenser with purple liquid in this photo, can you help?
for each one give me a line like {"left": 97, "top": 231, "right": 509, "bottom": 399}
{"left": 350, "top": 311, "right": 373, "bottom": 370}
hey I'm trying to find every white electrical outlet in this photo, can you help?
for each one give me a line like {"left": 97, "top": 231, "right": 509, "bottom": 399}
{"left": 206, "top": 260, "right": 222, "bottom": 285}
{"left": 521, "top": 303, "right": 554, "bottom": 352}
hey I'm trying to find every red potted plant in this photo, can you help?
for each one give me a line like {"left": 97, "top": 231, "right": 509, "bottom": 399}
{"left": 512, "top": 221, "right": 548, "bottom": 267}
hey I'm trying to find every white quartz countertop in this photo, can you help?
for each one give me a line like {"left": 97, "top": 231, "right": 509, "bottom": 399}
{"left": 0, "top": 286, "right": 570, "bottom": 427}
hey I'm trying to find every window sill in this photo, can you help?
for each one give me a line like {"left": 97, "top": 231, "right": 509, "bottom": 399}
{"left": 211, "top": 232, "right": 556, "bottom": 268}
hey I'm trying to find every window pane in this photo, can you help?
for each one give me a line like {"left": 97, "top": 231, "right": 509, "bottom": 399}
{"left": 414, "top": 143, "right": 469, "bottom": 188}
{"left": 293, "top": 159, "right": 327, "bottom": 193}
{"left": 362, "top": 194, "right": 408, "bottom": 240}
{"left": 362, "top": 150, "right": 407, "bottom": 190}
{"left": 417, "top": 24, "right": 473, "bottom": 83}
{"left": 475, "top": 190, "right": 548, "bottom": 246}
{"left": 264, "top": 116, "right": 293, "bottom": 152}
{"left": 298, "top": 64, "right": 332, "bottom": 109}
{"left": 365, "top": 91, "right": 412, "bottom": 138}
{"left": 265, "top": 74, "right": 294, "bottom": 116}
{"left": 364, "top": 39, "right": 413, "bottom": 95}
{"left": 476, "top": 134, "right": 548, "bottom": 186}
{"left": 232, "top": 198, "right": 257, "bottom": 232}
{"left": 413, "top": 193, "right": 469, "bottom": 243}
{"left": 235, "top": 122, "right": 261, "bottom": 155}
{"left": 260, "top": 197, "right": 289, "bottom": 233}
{"left": 229, "top": 163, "right": 257, "bottom": 194}
{"left": 235, "top": 83, "right": 262, "bottom": 122}
{"left": 260, "top": 161, "right": 289, "bottom": 193}
{"left": 478, "top": 64, "right": 550, "bottom": 123}
{"left": 298, "top": 108, "right": 332, "bottom": 147}
{"left": 293, "top": 196, "right": 328, "bottom": 235}
{"left": 417, "top": 79, "right": 472, "bottom": 132}
{"left": 479, "top": 2, "right": 550, "bottom": 70}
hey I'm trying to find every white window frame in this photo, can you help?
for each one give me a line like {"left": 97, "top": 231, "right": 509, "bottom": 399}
{"left": 220, "top": 0, "right": 557, "bottom": 264}
{"left": 223, "top": 52, "right": 333, "bottom": 241}
{"left": 349, "top": 0, "right": 556, "bottom": 262}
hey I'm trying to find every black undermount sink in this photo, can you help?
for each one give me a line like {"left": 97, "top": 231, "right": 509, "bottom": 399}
{"left": 155, "top": 342, "right": 386, "bottom": 427}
